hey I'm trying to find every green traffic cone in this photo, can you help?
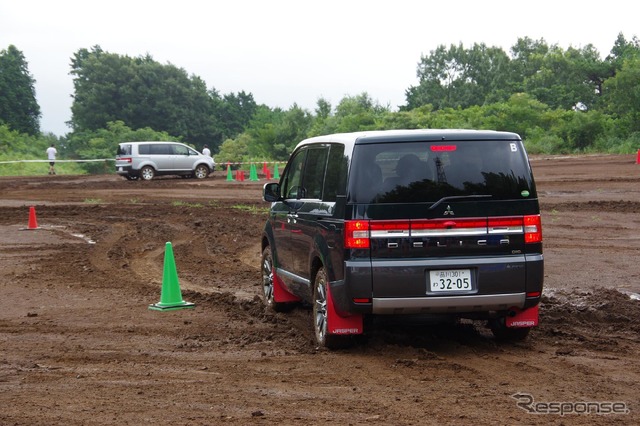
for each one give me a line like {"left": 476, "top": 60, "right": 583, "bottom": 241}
{"left": 273, "top": 163, "right": 280, "bottom": 179}
{"left": 226, "top": 163, "right": 234, "bottom": 181}
{"left": 149, "top": 242, "right": 195, "bottom": 311}
{"left": 249, "top": 163, "right": 259, "bottom": 181}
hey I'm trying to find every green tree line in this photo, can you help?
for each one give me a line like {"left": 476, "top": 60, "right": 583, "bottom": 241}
{"left": 1, "top": 33, "right": 639, "bottom": 175}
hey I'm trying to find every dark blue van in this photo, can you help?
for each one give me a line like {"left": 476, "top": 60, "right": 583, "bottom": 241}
{"left": 262, "top": 130, "right": 543, "bottom": 348}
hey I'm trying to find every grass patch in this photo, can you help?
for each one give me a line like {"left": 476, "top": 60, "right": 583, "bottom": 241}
{"left": 231, "top": 204, "right": 269, "bottom": 214}
{"left": 83, "top": 198, "right": 103, "bottom": 204}
{"left": 0, "top": 160, "right": 87, "bottom": 176}
{"left": 171, "top": 201, "right": 204, "bottom": 208}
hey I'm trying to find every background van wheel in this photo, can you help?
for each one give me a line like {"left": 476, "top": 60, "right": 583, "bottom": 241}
{"left": 261, "top": 246, "right": 294, "bottom": 313}
{"left": 313, "top": 267, "right": 352, "bottom": 349}
{"left": 194, "top": 164, "right": 209, "bottom": 179}
{"left": 489, "top": 317, "right": 531, "bottom": 341}
{"left": 140, "top": 166, "right": 155, "bottom": 181}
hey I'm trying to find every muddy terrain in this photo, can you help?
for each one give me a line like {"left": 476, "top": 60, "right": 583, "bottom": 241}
{"left": 1, "top": 155, "right": 639, "bottom": 425}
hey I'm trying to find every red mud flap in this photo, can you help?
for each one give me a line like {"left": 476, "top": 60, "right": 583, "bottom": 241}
{"left": 272, "top": 271, "right": 301, "bottom": 303}
{"left": 326, "top": 285, "right": 363, "bottom": 335}
{"left": 506, "top": 305, "right": 539, "bottom": 328}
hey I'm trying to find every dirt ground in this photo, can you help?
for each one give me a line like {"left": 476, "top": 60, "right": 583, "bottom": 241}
{"left": 1, "top": 155, "right": 639, "bottom": 425}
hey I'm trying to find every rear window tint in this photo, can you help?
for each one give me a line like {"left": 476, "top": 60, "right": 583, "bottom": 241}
{"left": 349, "top": 140, "right": 536, "bottom": 203}
{"left": 117, "top": 144, "right": 131, "bottom": 156}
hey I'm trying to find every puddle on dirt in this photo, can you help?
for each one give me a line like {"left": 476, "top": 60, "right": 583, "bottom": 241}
{"left": 71, "top": 233, "right": 96, "bottom": 244}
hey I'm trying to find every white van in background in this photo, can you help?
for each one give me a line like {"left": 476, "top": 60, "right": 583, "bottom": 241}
{"left": 115, "top": 141, "right": 215, "bottom": 181}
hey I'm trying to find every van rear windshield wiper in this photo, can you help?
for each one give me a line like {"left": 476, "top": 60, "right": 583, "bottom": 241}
{"left": 428, "top": 195, "right": 493, "bottom": 210}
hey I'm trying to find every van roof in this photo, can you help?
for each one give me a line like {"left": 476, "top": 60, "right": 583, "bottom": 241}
{"left": 119, "top": 141, "right": 181, "bottom": 145}
{"left": 295, "top": 129, "right": 521, "bottom": 151}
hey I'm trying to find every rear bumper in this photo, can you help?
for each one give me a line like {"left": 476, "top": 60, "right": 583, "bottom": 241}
{"left": 372, "top": 292, "right": 525, "bottom": 314}
{"left": 115, "top": 165, "right": 135, "bottom": 175}
{"left": 330, "top": 254, "right": 543, "bottom": 316}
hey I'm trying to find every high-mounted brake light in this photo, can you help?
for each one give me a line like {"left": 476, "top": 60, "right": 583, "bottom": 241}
{"left": 524, "top": 215, "right": 542, "bottom": 243}
{"left": 345, "top": 220, "right": 370, "bottom": 249}
{"left": 430, "top": 145, "right": 457, "bottom": 152}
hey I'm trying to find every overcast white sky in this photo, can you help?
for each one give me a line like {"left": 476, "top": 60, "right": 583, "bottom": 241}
{"left": 2, "top": 0, "right": 639, "bottom": 136}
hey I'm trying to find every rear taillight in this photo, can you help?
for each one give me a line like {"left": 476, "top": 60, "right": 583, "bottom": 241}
{"left": 524, "top": 215, "right": 542, "bottom": 243}
{"left": 488, "top": 217, "right": 523, "bottom": 229}
{"left": 345, "top": 215, "right": 541, "bottom": 247}
{"left": 119, "top": 157, "right": 132, "bottom": 163}
{"left": 345, "top": 220, "right": 370, "bottom": 249}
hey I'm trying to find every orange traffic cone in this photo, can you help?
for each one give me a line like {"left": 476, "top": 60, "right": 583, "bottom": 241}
{"left": 21, "top": 206, "right": 40, "bottom": 230}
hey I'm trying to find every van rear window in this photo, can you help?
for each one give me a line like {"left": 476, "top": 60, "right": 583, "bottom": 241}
{"left": 117, "top": 144, "right": 131, "bottom": 156}
{"left": 348, "top": 141, "right": 536, "bottom": 204}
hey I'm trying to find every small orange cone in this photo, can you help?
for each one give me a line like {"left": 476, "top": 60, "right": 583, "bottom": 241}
{"left": 21, "top": 206, "right": 40, "bottom": 230}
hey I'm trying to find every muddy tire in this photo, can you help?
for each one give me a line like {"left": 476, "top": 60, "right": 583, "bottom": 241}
{"left": 193, "top": 164, "right": 209, "bottom": 179}
{"left": 489, "top": 317, "right": 531, "bottom": 341}
{"left": 140, "top": 166, "right": 155, "bottom": 181}
{"left": 261, "top": 246, "right": 294, "bottom": 312}
{"left": 313, "top": 267, "right": 352, "bottom": 349}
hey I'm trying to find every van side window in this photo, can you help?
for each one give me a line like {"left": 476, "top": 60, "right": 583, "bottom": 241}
{"left": 282, "top": 150, "right": 307, "bottom": 199}
{"left": 139, "top": 144, "right": 150, "bottom": 155}
{"left": 150, "top": 144, "right": 172, "bottom": 155}
{"left": 302, "top": 148, "right": 329, "bottom": 200}
{"left": 323, "top": 144, "right": 346, "bottom": 202}
{"left": 173, "top": 144, "right": 189, "bottom": 155}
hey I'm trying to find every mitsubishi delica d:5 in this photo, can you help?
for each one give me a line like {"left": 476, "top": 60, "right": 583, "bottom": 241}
{"left": 115, "top": 141, "right": 214, "bottom": 181}
{"left": 261, "top": 129, "right": 543, "bottom": 349}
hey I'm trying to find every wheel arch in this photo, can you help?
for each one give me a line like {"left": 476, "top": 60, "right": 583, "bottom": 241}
{"left": 309, "top": 233, "right": 338, "bottom": 284}
{"left": 193, "top": 161, "right": 211, "bottom": 172}
{"left": 136, "top": 161, "right": 156, "bottom": 171}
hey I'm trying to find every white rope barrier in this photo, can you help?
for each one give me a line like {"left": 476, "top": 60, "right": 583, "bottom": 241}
{"left": 0, "top": 159, "right": 287, "bottom": 165}
{"left": 0, "top": 159, "right": 114, "bottom": 164}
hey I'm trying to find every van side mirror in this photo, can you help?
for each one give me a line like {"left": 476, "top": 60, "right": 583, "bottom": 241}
{"left": 263, "top": 182, "right": 281, "bottom": 202}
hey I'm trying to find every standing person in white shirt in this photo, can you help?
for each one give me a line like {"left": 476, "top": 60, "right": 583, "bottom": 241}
{"left": 46, "top": 144, "right": 57, "bottom": 175}
{"left": 202, "top": 144, "right": 211, "bottom": 157}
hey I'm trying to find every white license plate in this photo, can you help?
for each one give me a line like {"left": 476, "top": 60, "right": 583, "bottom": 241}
{"left": 429, "top": 269, "right": 472, "bottom": 292}
{"left": 118, "top": 167, "right": 123, "bottom": 171}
